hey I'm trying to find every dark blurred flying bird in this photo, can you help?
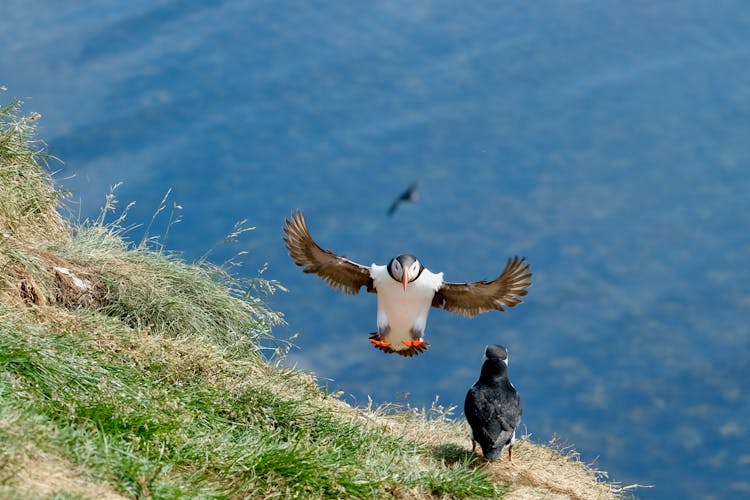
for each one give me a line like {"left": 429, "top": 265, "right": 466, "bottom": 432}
{"left": 387, "top": 181, "right": 419, "bottom": 216}
{"left": 465, "top": 344, "right": 522, "bottom": 461}
{"left": 283, "top": 211, "right": 532, "bottom": 357}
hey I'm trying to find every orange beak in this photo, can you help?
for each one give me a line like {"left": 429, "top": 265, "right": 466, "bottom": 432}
{"left": 402, "top": 270, "right": 409, "bottom": 291}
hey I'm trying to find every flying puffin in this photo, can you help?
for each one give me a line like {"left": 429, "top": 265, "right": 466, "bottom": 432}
{"left": 464, "top": 344, "right": 522, "bottom": 461}
{"left": 387, "top": 181, "right": 419, "bottom": 216}
{"left": 282, "top": 211, "right": 532, "bottom": 357}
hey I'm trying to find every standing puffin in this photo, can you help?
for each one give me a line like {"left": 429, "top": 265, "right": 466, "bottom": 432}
{"left": 464, "top": 344, "right": 522, "bottom": 461}
{"left": 282, "top": 210, "right": 532, "bottom": 357}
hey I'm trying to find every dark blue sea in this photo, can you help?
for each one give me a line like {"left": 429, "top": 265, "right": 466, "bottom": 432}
{"left": 2, "top": 1, "right": 749, "bottom": 498}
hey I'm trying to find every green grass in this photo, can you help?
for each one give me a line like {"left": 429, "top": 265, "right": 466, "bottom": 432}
{"left": 0, "top": 95, "right": 510, "bottom": 499}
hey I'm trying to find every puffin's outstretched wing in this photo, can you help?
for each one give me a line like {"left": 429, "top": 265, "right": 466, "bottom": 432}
{"left": 283, "top": 210, "right": 374, "bottom": 295}
{"left": 432, "top": 256, "right": 531, "bottom": 317}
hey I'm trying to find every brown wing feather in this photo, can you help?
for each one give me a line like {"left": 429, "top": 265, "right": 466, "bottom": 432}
{"left": 282, "top": 210, "right": 374, "bottom": 295}
{"left": 432, "top": 256, "right": 531, "bottom": 317}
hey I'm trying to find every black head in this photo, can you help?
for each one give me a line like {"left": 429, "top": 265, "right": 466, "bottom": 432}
{"left": 387, "top": 254, "right": 424, "bottom": 290}
{"left": 480, "top": 344, "right": 510, "bottom": 380}
{"left": 484, "top": 344, "right": 509, "bottom": 364}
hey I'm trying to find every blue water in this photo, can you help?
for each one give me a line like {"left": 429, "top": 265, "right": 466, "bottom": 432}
{"left": 2, "top": 2, "right": 749, "bottom": 498}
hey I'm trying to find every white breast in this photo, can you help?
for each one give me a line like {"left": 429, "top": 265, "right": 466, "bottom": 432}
{"left": 370, "top": 265, "right": 444, "bottom": 350}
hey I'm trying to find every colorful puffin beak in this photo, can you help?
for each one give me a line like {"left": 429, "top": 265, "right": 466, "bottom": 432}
{"left": 402, "top": 270, "right": 409, "bottom": 291}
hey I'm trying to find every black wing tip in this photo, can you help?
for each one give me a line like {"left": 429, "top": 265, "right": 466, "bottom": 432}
{"left": 508, "top": 255, "right": 531, "bottom": 270}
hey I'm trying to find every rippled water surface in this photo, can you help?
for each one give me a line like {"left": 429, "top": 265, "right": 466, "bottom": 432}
{"left": 2, "top": 2, "right": 749, "bottom": 497}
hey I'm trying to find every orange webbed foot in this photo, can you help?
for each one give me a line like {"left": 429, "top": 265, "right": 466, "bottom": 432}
{"left": 370, "top": 339, "right": 392, "bottom": 348}
{"left": 402, "top": 340, "right": 426, "bottom": 348}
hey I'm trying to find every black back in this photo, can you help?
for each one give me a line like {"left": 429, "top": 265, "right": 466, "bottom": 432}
{"left": 464, "top": 344, "right": 522, "bottom": 460}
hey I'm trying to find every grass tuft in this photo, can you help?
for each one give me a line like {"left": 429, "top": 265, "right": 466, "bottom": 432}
{"left": 0, "top": 99, "right": 64, "bottom": 243}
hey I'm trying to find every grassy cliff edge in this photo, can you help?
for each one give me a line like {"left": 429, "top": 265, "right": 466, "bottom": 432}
{"left": 0, "top": 98, "right": 624, "bottom": 498}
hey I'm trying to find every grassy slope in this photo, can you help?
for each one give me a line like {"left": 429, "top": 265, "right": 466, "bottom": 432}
{"left": 0, "top": 97, "right": 622, "bottom": 499}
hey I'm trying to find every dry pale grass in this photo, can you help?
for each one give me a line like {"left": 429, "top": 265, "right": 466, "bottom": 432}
{"left": 1, "top": 246, "right": 107, "bottom": 309}
{"left": 8, "top": 450, "right": 125, "bottom": 500}
{"left": 0, "top": 412, "right": 122, "bottom": 500}
{"left": 0, "top": 100, "right": 68, "bottom": 246}
{"left": 334, "top": 401, "right": 623, "bottom": 500}
{"left": 486, "top": 438, "right": 617, "bottom": 500}
{"left": 20, "top": 300, "right": 274, "bottom": 401}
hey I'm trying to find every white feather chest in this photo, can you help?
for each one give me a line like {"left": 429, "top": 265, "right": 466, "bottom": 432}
{"left": 370, "top": 264, "right": 444, "bottom": 348}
